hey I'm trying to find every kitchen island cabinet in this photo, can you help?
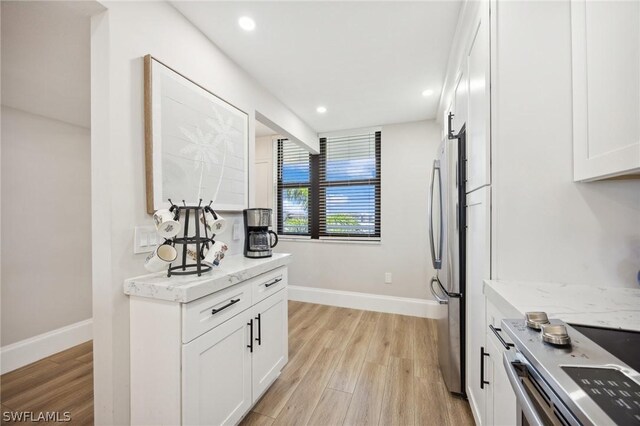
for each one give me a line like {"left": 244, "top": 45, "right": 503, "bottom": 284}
{"left": 124, "top": 254, "right": 291, "bottom": 425}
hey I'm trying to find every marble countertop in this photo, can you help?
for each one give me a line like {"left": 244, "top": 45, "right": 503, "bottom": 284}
{"left": 484, "top": 280, "right": 640, "bottom": 332}
{"left": 124, "top": 253, "right": 291, "bottom": 303}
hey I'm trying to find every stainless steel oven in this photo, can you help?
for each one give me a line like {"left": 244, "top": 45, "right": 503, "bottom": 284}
{"left": 503, "top": 350, "right": 580, "bottom": 426}
{"left": 502, "top": 315, "right": 640, "bottom": 426}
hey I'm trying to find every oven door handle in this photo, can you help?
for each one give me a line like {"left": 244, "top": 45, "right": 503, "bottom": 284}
{"left": 503, "top": 351, "right": 545, "bottom": 426}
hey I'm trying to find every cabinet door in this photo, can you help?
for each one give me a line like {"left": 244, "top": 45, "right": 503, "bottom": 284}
{"left": 484, "top": 344, "right": 496, "bottom": 426}
{"left": 466, "top": 186, "right": 491, "bottom": 424}
{"left": 252, "top": 288, "right": 288, "bottom": 401}
{"left": 572, "top": 0, "right": 640, "bottom": 180}
{"left": 466, "top": 1, "right": 491, "bottom": 193}
{"left": 182, "top": 311, "right": 252, "bottom": 426}
{"left": 487, "top": 335, "right": 517, "bottom": 426}
{"left": 453, "top": 71, "right": 468, "bottom": 135}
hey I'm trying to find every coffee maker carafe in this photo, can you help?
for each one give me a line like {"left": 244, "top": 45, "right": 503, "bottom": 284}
{"left": 243, "top": 208, "right": 278, "bottom": 258}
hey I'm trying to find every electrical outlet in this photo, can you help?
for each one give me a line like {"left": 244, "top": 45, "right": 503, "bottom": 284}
{"left": 134, "top": 226, "right": 158, "bottom": 254}
{"left": 385, "top": 272, "right": 392, "bottom": 284}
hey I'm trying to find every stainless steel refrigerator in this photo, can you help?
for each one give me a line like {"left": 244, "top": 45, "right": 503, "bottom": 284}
{"left": 428, "top": 124, "right": 466, "bottom": 396}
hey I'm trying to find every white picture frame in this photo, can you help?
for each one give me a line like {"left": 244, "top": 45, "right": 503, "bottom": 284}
{"left": 144, "top": 55, "right": 249, "bottom": 213}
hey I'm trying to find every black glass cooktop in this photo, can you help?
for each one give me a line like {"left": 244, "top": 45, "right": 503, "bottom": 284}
{"left": 571, "top": 324, "right": 640, "bottom": 372}
{"left": 562, "top": 366, "right": 640, "bottom": 425}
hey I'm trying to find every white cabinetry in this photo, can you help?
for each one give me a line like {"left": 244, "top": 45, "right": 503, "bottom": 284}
{"left": 571, "top": 0, "right": 640, "bottom": 181}
{"left": 484, "top": 298, "right": 517, "bottom": 426}
{"left": 251, "top": 291, "right": 288, "bottom": 399}
{"left": 465, "top": 186, "right": 491, "bottom": 424}
{"left": 453, "top": 71, "right": 468, "bottom": 136}
{"left": 182, "top": 310, "right": 253, "bottom": 426}
{"left": 466, "top": 2, "right": 491, "bottom": 192}
{"left": 130, "top": 266, "right": 288, "bottom": 425}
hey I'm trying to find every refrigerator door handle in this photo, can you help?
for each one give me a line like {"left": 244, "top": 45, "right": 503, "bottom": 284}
{"left": 430, "top": 277, "right": 448, "bottom": 304}
{"left": 436, "top": 276, "right": 463, "bottom": 299}
{"left": 428, "top": 160, "right": 443, "bottom": 270}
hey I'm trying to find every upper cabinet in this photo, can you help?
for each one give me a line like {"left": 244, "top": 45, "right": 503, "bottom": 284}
{"left": 466, "top": 3, "right": 491, "bottom": 193}
{"left": 571, "top": 0, "right": 640, "bottom": 181}
{"left": 454, "top": 71, "right": 469, "bottom": 135}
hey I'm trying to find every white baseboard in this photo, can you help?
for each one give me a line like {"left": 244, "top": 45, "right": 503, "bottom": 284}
{"left": 287, "top": 285, "right": 445, "bottom": 319}
{"left": 1, "top": 319, "right": 93, "bottom": 374}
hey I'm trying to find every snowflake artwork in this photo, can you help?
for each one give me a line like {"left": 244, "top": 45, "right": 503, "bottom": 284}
{"left": 146, "top": 56, "right": 248, "bottom": 212}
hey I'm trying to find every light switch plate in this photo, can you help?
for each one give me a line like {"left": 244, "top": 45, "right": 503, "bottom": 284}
{"left": 134, "top": 226, "right": 158, "bottom": 254}
{"left": 232, "top": 222, "right": 241, "bottom": 241}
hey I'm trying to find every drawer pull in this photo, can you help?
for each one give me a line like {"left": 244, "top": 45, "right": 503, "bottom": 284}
{"left": 264, "top": 277, "right": 282, "bottom": 288}
{"left": 211, "top": 298, "right": 240, "bottom": 315}
{"left": 489, "top": 324, "right": 514, "bottom": 350}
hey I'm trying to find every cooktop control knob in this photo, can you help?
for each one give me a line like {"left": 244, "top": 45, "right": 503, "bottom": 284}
{"left": 525, "top": 311, "right": 550, "bottom": 330}
{"left": 541, "top": 324, "right": 571, "bottom": 346}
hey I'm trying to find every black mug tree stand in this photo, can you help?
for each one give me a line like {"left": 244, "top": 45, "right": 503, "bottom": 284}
{"left": 165, "top": 199, "right": 219, "bottom": 277}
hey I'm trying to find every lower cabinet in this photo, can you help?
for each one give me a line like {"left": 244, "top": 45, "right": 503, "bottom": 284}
{"left": 482, "top": 298, "right": 518, "bottom": 426}
{"left": 130, "top": 266, "right": 289, "bottom": 426}
{"left": 252, "top": 291, "right": 288, "bottom": 399}
{"left": 182, "top": 310, "right": 253, "bottom": 426}
{"left": 182, "top": 288, "right": 287, "bottom": 425}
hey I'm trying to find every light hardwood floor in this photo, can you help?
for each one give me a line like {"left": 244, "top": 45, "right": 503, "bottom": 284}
{"left": 242, "top": 301, "right": 474, "bottom": 426}
{"left": 0, "top": 340, "right": 93, "bottom": 425}
{"left": 0, "top": 301, "right": 474, "bottom": 426}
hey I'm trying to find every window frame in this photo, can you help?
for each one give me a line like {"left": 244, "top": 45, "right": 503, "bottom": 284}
{"left": 318, "top": 132, "right": 381, "bottom": 239}
{"left": 275, "top": 131, "right": 381, "bottom": 241}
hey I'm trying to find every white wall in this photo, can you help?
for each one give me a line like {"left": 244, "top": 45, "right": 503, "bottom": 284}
{"left": 255, "top": 135, "right": 277, "bottom": 210}
{"left": 491, "top": 0, "right": 640, "bottom": 287}
{"left": 90, "top": 2, "right": 318, "bottom": 423}
{"left": 269, "top": 120, "right": 441, "bottom": 300}
{"left": 0, "top": 107, "right": 92, "bottom": 346}
{"left": 1, "top": 1, "right": 94, "bottom": 355}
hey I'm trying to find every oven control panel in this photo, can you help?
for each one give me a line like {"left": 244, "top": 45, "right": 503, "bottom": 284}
{"left": 562, "top": 367, "right": 640, "bottom": 425}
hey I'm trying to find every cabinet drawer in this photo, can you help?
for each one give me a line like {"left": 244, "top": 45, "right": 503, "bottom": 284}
{"left": 251, "top": 267, "right": 287, "bottom": 304}
{"left": 486, "top": 300, "right": 514, "bottom": 352}
{"left": 182, "top": 282, "right": 252, "bottom": 343}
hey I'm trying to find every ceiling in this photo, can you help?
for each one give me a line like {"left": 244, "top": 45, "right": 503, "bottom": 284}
{"left": 172, "top": 1, "right": 462, "bottom": 133}
{"left": 1, "top": 1, "right": 100, "bottom": 128}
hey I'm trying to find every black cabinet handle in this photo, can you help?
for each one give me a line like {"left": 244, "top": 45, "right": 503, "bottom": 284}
{"left": 265, "top": 277, "right": 282, "bottom": 288}
{"left": 489, "top": 324, "right": 514, "bottom": 350}
{"left": 247, "top": 319, "right": 254, "bottom": 353}
{"left": 211, "top": 298, "right": 240, "bottom": 315}
{"left": 255, "top": 313, "right": 262, "bottom": 345}
{"left": 480, "top": 347, "right": 490, "bottom": 389}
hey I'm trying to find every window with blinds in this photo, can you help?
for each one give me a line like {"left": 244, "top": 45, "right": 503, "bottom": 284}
{"left": 276, "top": 131, "right": 381, "bottom": 239}
{"left": 319, "top": 131, "right": 381, "bottom": 238}
{"left": 276, "top": 139, "right": 311, "bottom": 235}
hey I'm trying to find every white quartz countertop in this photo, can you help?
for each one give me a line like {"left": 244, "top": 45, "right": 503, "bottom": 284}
{"left": 484, "top": 280, "right": 640, "bottom": 332}
{"left": 124, "top": 253, "right": 291, "bottom": 303}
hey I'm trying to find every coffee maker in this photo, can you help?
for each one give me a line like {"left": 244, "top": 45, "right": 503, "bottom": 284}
{"left": 243, "top": 208, "right": 278, "bottom": 258}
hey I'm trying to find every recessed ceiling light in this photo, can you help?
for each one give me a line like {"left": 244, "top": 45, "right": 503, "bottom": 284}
{"left": 238, "top": 16, "right": 256, "bottom": 31}
{"left": 316, "top": 106, "right": 327, "bottom": 114}
{"left": 422, "top": 89, "right": 434, "bottom": 97}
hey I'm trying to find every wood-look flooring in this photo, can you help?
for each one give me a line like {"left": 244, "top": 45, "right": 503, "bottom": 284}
{"left": 0, "top": 302, "right": 474, "bottom": 426}
{"left": 242, "top": 301, "right": 474, "bottom": 426}
{"left": 0, "top": 340, "right": 93, "bottom": 425}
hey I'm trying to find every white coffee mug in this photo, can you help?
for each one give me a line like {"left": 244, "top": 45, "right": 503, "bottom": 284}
{"left": 153, "top": 208, "right": 181, "bottom": 238}
{"left": 144, "top": 244, "right": 178, "bottom": 272}
{"left": 202, "top": 210, "right": 227, "bottom": 235}
{"left": 202, "top": 240, "right": 229, "bottom": 266}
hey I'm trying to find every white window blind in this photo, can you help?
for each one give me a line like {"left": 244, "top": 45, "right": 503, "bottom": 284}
{"left": 276, "top": 139, "right": 310, "bottom": 235}
{"left": 319, "top": 131, "right": 381, "bottom": 238}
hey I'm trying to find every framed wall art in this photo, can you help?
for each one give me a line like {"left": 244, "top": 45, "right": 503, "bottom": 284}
{"left": 144, "top": 55, "right": 249, "bottom": 213}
